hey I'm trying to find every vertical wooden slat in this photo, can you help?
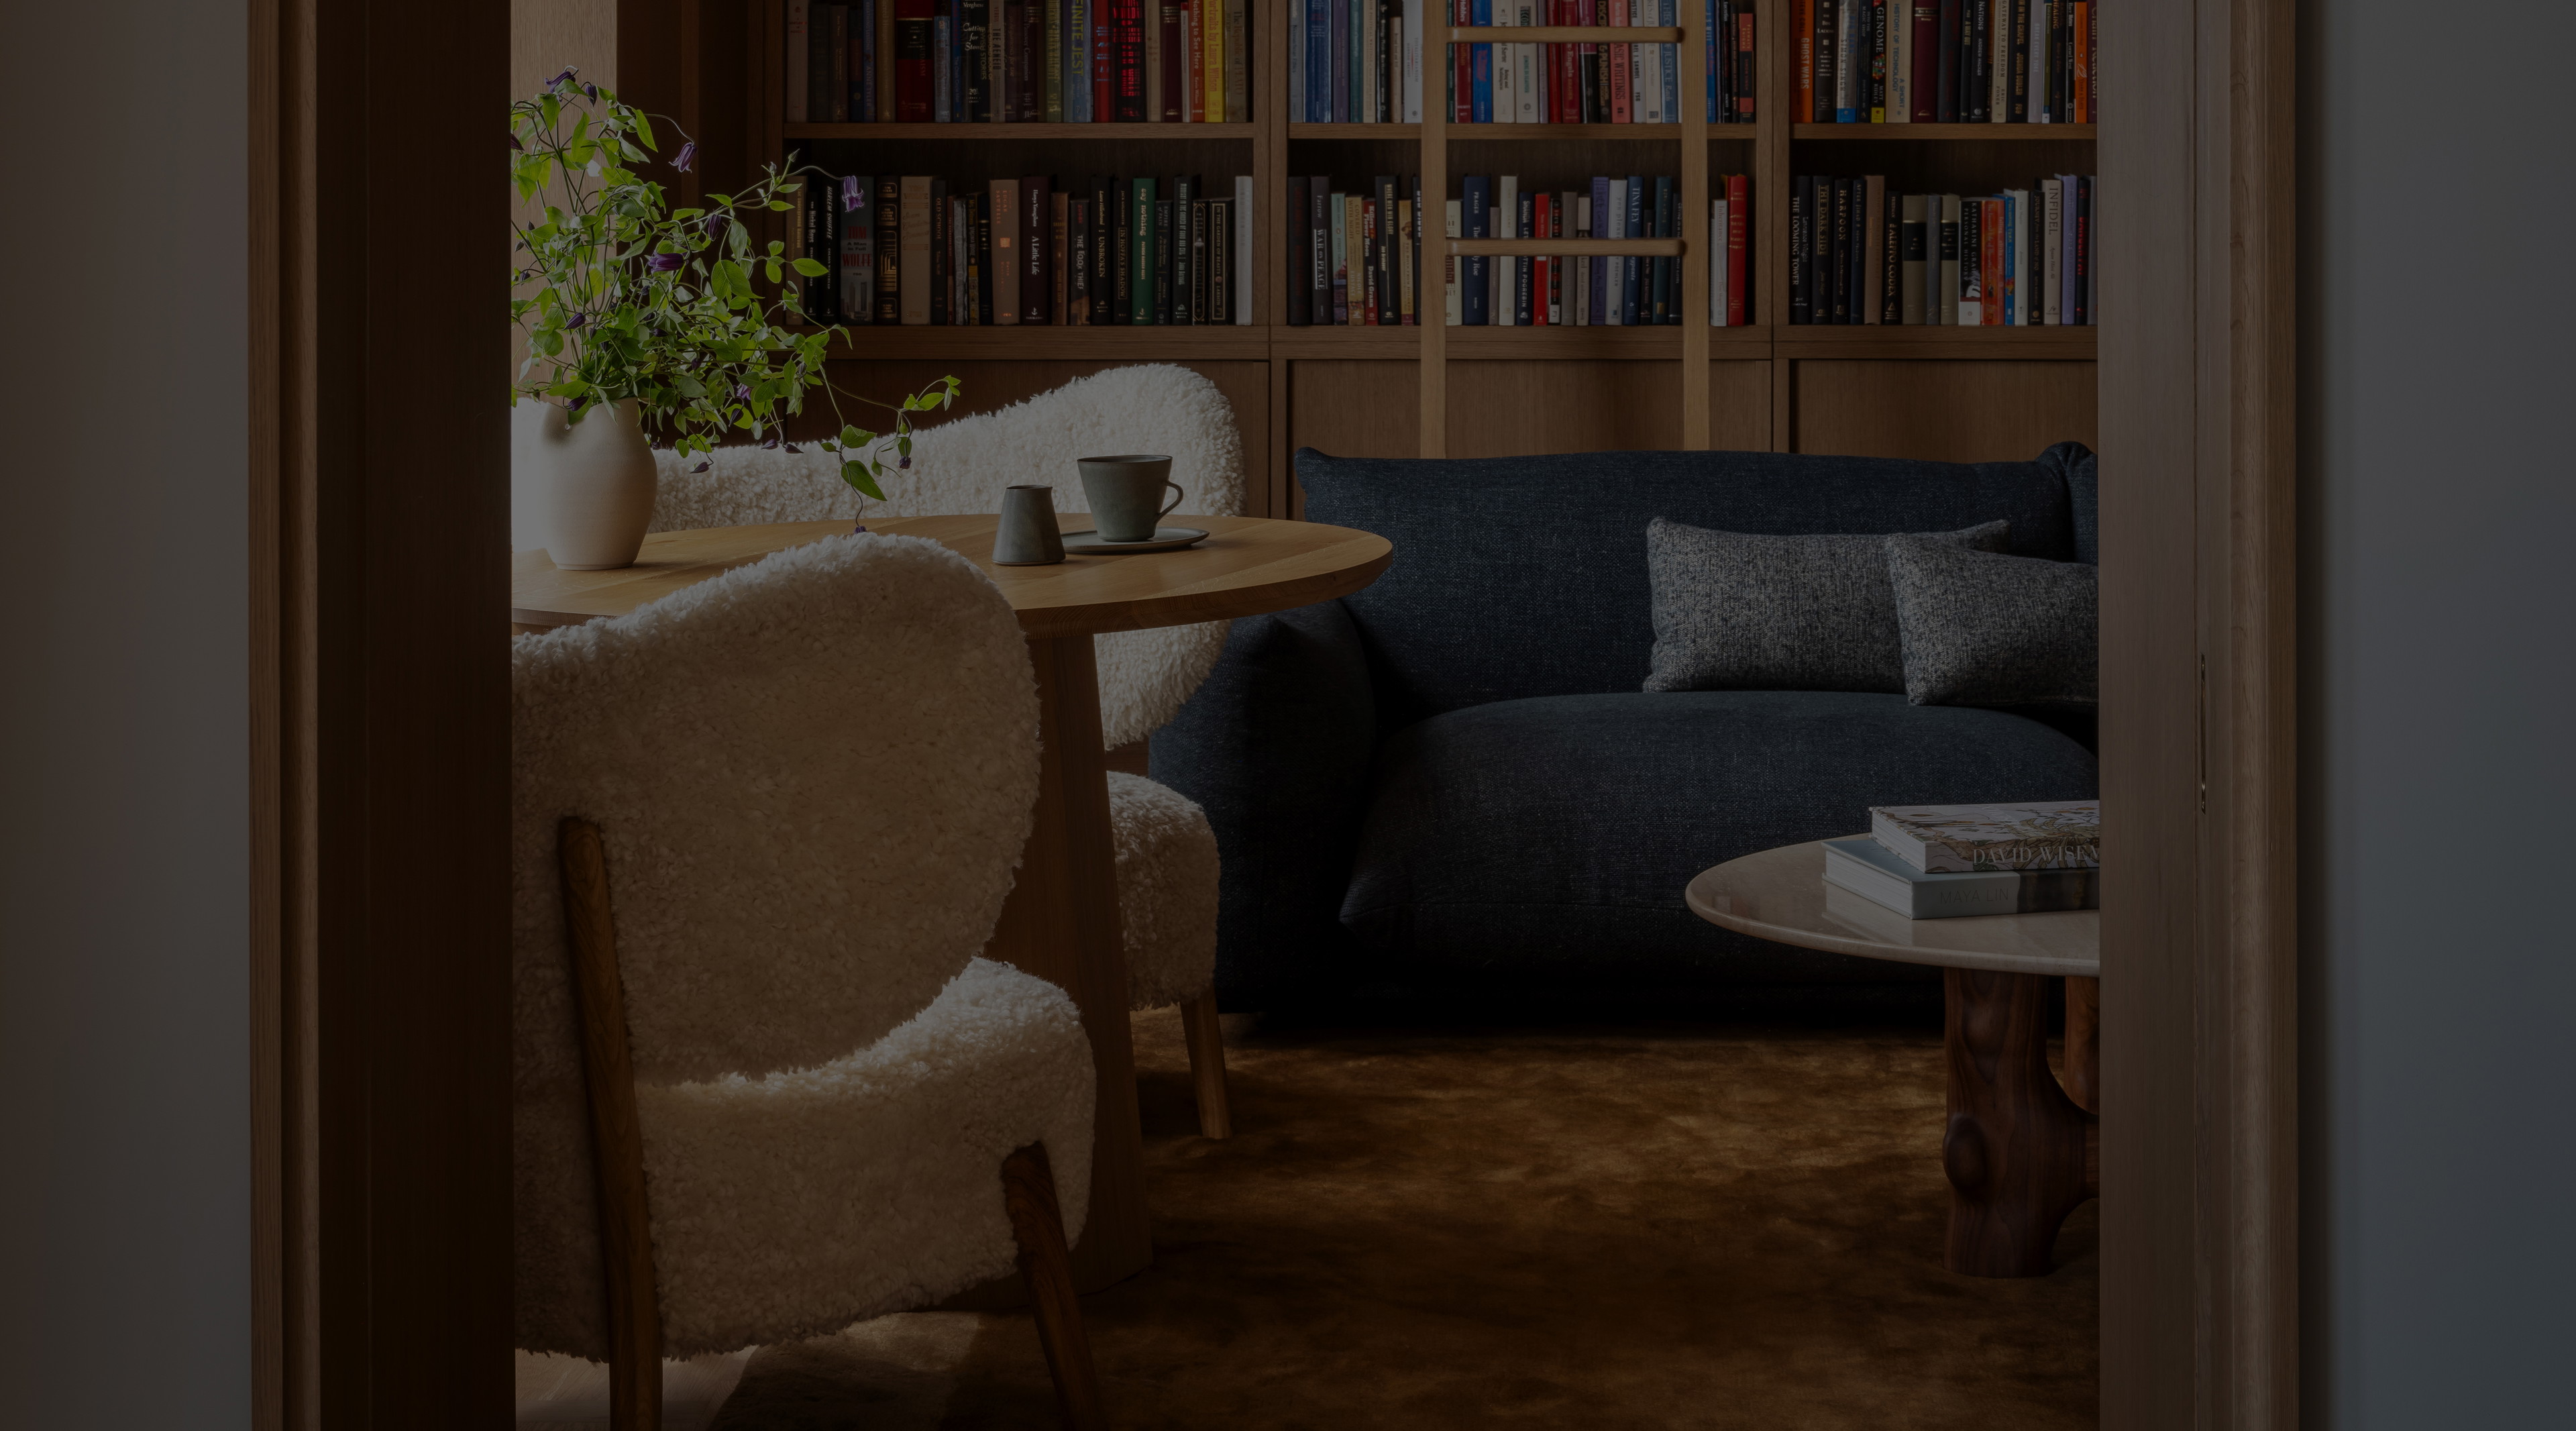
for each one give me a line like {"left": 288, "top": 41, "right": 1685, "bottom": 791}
{"left": 1678, "top": 0, "right": 1710, "bottom": 446}
{"left": 1417, "top": 26, "right": 1449, "bottom": 456}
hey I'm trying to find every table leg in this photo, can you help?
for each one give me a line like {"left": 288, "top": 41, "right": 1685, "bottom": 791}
{"left": 1942, "top": 967, "right": 2099, "bottom": 1277}
{"left": 2060, "top": 974, "right": 2100, "bottom": 1115}
{"left": 984, "top": 635, "right": 1154, "bottom": 1291}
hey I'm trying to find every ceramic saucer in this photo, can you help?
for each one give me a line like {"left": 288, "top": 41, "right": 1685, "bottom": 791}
{"left": 1061, "top": 526, "right": 1210, "bottom": 554}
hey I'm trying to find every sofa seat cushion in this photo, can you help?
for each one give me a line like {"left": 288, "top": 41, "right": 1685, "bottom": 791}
{"left": 1340, "top": 691, "right": 2099, "bottom": 986}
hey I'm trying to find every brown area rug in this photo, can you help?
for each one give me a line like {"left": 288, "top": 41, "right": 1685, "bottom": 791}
{"left": 709, "top": 1008, "right": 2096, "bottom": 1430}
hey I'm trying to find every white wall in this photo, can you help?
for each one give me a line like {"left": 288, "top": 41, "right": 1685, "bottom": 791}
{"left": 2303, "top": 0, "right": 2576, "bottom": 1422}
{"left": 0, "top": 3, "right": 252, "bottom": 1426}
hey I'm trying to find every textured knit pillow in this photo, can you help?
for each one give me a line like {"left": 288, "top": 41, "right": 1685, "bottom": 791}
{"left": 1884, "top": 534, "right": 2098, "bottom": 706}
{"left": 1644, "top": 517, "right": 2011, "bottom": 693}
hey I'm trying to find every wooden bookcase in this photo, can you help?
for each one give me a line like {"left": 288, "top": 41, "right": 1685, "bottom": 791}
{"left": 736, "top": 0, "right": 2097, "bottom": 517}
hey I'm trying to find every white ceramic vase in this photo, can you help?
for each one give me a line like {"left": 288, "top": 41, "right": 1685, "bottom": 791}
{"left": 514, "top": 397, "right": 656, "bottom": 570}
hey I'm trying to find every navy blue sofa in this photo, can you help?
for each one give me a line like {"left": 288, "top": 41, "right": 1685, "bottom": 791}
{"left": 1150, "top": 443, "right": 2101, "bottom": 1010}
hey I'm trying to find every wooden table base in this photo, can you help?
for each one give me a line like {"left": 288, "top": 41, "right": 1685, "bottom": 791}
{"left": 982, "top": 635, "right": 1154, "bottom": 1291}
{"left": 1941, "top": 969, "right": 2101, "bottom": 1277}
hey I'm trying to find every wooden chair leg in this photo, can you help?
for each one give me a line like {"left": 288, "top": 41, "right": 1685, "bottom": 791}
{"left": 1001, "top": 1144, "right": 1108, "bottom": 1431}
{"left": 1179, "top": 991, "right": 1233, "bottom": 1140}
{"left": 559, "top": 817, "right": 665, "bottom": 1431}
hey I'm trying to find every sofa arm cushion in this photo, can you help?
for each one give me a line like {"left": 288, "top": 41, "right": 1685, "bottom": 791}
{"left": 1150, "top": 600, "right": 1380, "bottom": 1009}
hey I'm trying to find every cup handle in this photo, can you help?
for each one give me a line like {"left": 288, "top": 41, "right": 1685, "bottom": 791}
{"left": 1159, "top": 480, "right": 1186, "bottom": 521}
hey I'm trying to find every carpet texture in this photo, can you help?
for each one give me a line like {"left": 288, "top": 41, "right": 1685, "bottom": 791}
{"left": 702, "top": 1008, "right": 2097, "bottom": 1430}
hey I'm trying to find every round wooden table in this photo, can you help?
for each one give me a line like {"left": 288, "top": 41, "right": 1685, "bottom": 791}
{"left": 1686, "top": 841, "right": 2100, "bottom": 1278}
{"left": 515, "top": 513, "right": 1394, "bottom": 1291}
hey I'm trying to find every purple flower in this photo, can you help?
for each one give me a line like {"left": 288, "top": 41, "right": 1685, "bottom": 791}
{"left": 853, "top": 524, "right": 869, "bottom": 533}
{"left": 784, "top": 443, "right": 802, "bottom": 454}
{"left": 690, "top": 461, "right": 711, "bottom": 473}
{"left": 733, "top": 383, "right": 752, "bottom": 401}
{"left": 898, "top": 454, "right": 912, "bottom": 470}
{"left": 702, "top": 214, "right": 730, "bottom": 240}
{"left": 647, "top": 252, "right": 684, "bottom": 272}
{"left": 673, "top": 142, "right": 697, "bottom": 173}
{"left": 582, "top": 83, "right": 599, "bottom": 100}
{"left": 564, "top": 311, "right": 586, "bottom": 329}
{"left": 760, "top": 437, "right": 780, "bottom": 449}
{"left": 545, "top": 66, "right": 577, "bottom": 91}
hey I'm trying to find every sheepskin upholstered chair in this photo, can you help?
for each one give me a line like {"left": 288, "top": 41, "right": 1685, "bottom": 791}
{"left": 513, "top": 532, "right": 1104, "bottom": 1429}
{"left": 641, "top": 364, "right": 1238, "bottom": 1137}
{"left": 646, "top": 362, "right": 1245, "bottom": 748}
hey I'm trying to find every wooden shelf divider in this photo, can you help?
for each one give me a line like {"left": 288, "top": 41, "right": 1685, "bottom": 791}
{"left": 745, "top": 0, "right": 2103, "bottom": 491}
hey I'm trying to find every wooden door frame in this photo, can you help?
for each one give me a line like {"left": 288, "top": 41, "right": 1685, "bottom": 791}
{"left": 250, "top": 0, "right": 515, "bottom": 1425}
{"left": 240, "top": 0, "right": 2301, "bottom": 1422}
{"left": 2099, "top": 0, "right": 2300, "bottom": 1426}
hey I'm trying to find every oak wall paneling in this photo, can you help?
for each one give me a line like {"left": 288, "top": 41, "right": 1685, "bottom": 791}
{"left": 1790, "top": 360, "right": 2100, "bottom": 462}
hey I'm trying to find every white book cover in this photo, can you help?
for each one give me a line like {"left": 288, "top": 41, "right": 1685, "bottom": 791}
{"left": 787, "top": 0, "right": 811, "bottom": 121}
{"left": 1709, "top": 198, "right": 1727, "bottom": 324}
{"left": 1236, "top": 174, "right": 1255, "bottom": 323}
{"left": 1870, "top": 801, "right": 2102, "bottom": 872}
{"left": 2041, "top": 178, "right": 2062, "bottom": 323}
{"left": 1890, "top": 1, "right": 1910, "bottom": 121}
{"left": 1444, "top": 199, "right": 1462, "bottom": 324}
{"left": 1404, "top": 0, "right": 1423, "bottom": 121}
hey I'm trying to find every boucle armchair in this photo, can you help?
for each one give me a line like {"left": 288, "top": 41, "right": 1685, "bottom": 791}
{"left": 643, "top": 364, "right": 1240, "bottom": 1136}
{"left": 513, "top": 533, "right": 1104, "bottom": 1429}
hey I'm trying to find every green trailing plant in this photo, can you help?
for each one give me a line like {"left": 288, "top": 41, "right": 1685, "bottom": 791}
{"left": 509, "top": 68, "right": 954, "bottom": 499}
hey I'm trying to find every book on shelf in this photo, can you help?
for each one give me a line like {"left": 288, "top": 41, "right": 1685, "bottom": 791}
{"left": 1282, "top": 0, "right": 1754, "bottom": 124}
{"left": 788, "top": 172, "right": 1252, "bottom": 325}
{"left": 1821, "top": 835, "right": 2097, "bottom": 918}
{"left": 1798, "top": 0, "right": 2092, "bottom": 123}
{"left": 1790, "top": 173, "right": 2092, "bottom": 323}
{"left": 1290, "top": 173, "right": 1748, "bottom": 326}
{"left": 1868, "top": 800, "right": 2101, "bottom": 872}
{"left": 788, "top": 0, "right": 1239, "bottom": 120}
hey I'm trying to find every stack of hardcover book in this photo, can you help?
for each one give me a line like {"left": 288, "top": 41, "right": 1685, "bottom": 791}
{"left": 1822, "top": 800, "right": 2098, "bottom": 919}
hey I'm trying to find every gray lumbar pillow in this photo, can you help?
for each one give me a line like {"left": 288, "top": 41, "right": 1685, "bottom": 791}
{"left": 1644, "top": 517, "right": 2010, "bottom": 693}
{"left": 1884, "top": 534, "right": 2098, "bottom": 706}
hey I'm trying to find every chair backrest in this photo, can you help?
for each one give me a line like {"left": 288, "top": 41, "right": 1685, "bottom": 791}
{"left": 511, "top": 532, "right": 1038, "bottom": 1094}
{"left": 1293, "top": 443, "right": 2093, "bottom": 723}
{"left": 641, "top": 364, "right": 1246, "bottom": 749}
{"left": 646, "top": 363, "right": 1246, "bottom": 534}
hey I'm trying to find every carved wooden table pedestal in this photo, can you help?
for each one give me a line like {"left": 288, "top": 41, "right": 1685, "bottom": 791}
{"left": 1686, "top": 841, "right": 2100, "bottom": 1278}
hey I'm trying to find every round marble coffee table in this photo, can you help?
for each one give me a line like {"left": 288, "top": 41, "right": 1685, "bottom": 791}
{"left": 1686, "top": 840, "right": 2099, "bottom": 1278}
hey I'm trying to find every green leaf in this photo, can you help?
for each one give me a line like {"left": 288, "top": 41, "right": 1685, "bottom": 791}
{"left": 841, "top": 460, "right": 887, "bottom": 500}
{"left": 790, "top": 258, "right": 827, "bottom": 277}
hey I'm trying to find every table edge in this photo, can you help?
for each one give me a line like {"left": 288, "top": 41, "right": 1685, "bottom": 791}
{"left": 1683, "top": 849, "right": 2102, "bottom": 979}
{"left": 511, "top": 519, "right": 1394, "bottom": 637}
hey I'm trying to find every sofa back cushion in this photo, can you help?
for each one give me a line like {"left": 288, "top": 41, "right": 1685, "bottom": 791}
{"left": 1295, "top": 443, "right": 2090, "bottom": 721}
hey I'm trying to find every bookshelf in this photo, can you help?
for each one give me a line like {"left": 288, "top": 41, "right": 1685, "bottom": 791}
{"left": 737, "top": 0, "right": 2098, "bottom": 515}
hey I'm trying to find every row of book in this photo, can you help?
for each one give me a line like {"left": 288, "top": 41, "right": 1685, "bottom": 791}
{"left": 791, "top": 174, "right": 1256, "bottom": 325}
{"left": 1796, "top": 0, "right": 2096, "bottom": 124}
{"left": 784, "top": 0, "right": 1249, "bottom": 123}
{"left": 1282, "top": 174, "right": 1752, "bottom": 326}
{"left": 1788, "top": 174, "right": 2094, "bottom": 325}
{"left": 1291, "top": 1, "right": 1756, "bottom": 124}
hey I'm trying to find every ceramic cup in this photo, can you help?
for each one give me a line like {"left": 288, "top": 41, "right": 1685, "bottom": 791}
{"left": 992, "top": 484, "right": 1067, "bottom": 566}
{"left": 1077, "top": 454, "right": 1184, "bottom": 543}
